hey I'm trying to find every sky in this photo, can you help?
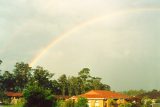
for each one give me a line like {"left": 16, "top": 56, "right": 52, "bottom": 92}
{"left": 0, "top": 0, "right": 160, "bottom": 91}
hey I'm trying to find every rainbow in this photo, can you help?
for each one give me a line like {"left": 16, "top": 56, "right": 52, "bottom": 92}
{"left": 29, "top": 7, "right": 160, "bottom": 67}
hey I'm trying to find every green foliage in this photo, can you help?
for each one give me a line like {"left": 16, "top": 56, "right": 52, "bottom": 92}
{"left": 0, "top": 90, "right": 12, "bottom": 105}
{"left": 78, "top": 68, "right": 90, "bottom": 81}
{"left": 32, "top": 66, "right": 54, "bottom": 88}
{"left": 2, "top": 71, "right": 15, "bottom": 91}
{"left": 88, "top": 77, "right": 110, "bottom": 91}
{"left": 2, "top": 98, "right": 11, "bottom": 105}
{"left": 67, "top": 76, "right": 82, "bottom": 96}
{"left": 64, "top": 99, "right": 75, "bottom": 107}
{"left": 58, "top": 74, "right": 67, "bottom": 96}
{"left": 155, "top": 97, "right": 160, "bottom": 103}
{"left": 2, "top": 103, "right": 23, "bottom": 107}
{"left": 50, "top": 80, "right": 61, "bottom": 95}
{"left": 54, "top": 100, "right": 64, "bottom": 107}
{"left": 138, "top": 89, "right": 160, "bottom": 99}
{"left": 23, "top": 83, "right": 54, "bottom": 107}
{"left": 56, "top": 99, "right": 75, "bottom": 107}
{"left": 122, "top": 89, "right": 146, "bottom": 96}
{"left": 78, "top": 68, "right": 90, "bottom": 94}
{"left": 108, "top": 99, "right": 117, "bottom": 106}
{"left": 0, "top": 59, "right": 2, "bottom": 73}
{"left": 141, "top": 97, "right": 152, "bottom": 107}
{"left": 0, "top": 60, "right": 3, "bottom": 85}
{"left": 119, "top": 103, "right": 132, "bottom": 107}
{"left": 0, "top": 59, "right": 2, "bottom": 65}
{"left": 0, "top": 61, "right": 111, "bottom": 97}
{"left": 75, "top": 97, "right": 88, "bottom": 107}
{"left": 13, "top": 62, "right": 31, "bottom": 91}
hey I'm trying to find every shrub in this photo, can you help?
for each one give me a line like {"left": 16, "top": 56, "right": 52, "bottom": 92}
{"left": 119, "top": 103, "right": 132, "bottom": 107}
{"left": 54, "top": 99, "right": 74, "bottom": 107}
{"left": 155, "top": 98, "right": 160, "bottom": 103}
{"left": 64, "top": 99, "right": 74, "bottom": 107}
{"left": 75, "top": 97, "right": 88, "bottom": 107}
{"left": 141, "top": 97, "right": 152, "bottom": 107}
{"left": 23, "top": 83, "right": 55, "bottom": 107}
{"left": 54, "top": 100, "right": 64, "bottom": 107}
{"left": 0, "top": 90, "right": 9, "bottom": 104}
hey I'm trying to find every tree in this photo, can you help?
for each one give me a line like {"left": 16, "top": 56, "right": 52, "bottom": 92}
{"left": 2, "top": 71, "right": 15, "bottom": 91}
{"left": 0, "top": 90, "right": 7, "bottom": 104}
{"left": 90, "top": 77, "right": 110, "bottom": 90}
{"left": 78, "top": 68, "right": 90, "bottom": 94}
{"left": 23, "top": 83, "right": 55, "bottom": 107}
{"left": 0, "top": 60, "right": 2, "bottom": 65}
{"left": 123, "top": 89, "right": 146, "bottom": 96}
{"left": 67, "top": 76, "right": 82, "bottom": 96}
{"left": 67, "top": 76, "right": 74, "bottom": 96}
{"left": 0, "top": 59, "right": 2, "bottom": 72}
{"left": 101, "top": 84, "right": 111, "bottom": 90}
{"left": 0, "top": 60, "right": 3, "bottom": 90}
{"left": 0, "top": 59, "right": 2, "bottom": 77}
{"left": 58, "top": 74, "right": 67, "bottom": 96}
{"left": 32, "top": 66, "right": 54, "bottom": 88}
{"left": 50, "top": 80, "right": 61, "bottom": 95}
{"left": 78, "top": 68, "right": 90, "bottom": 82}
{"left": 13, "top": 62, "right": 32, "bottom": 91}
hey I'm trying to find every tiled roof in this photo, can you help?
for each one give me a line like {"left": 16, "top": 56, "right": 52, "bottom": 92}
{"left": 5, "top": 92, "right": 23, "bottom": 97}
{"left": 74, "top": 90, "right": 129, "bottom": 99}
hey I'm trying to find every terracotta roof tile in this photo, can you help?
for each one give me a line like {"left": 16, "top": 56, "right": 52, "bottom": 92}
{"left": 75, "top": 90, "right": 129, "bottom": 99}
{"left": 5, "top": 92, "right": 23, "bottom": 97}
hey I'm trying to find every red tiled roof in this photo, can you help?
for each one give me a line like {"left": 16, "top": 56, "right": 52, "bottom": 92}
{"left": 73, "top": 90, "right": 129, "bottom": 99}
{"left": 5, "top": 92, "right": 23, "bottom": 97}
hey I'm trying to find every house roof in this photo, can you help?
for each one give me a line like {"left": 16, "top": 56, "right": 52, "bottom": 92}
{"left": 72, "top": 90, "right": 129, "bottom": 99}
{"left": 5, "top": 92, "right": 23, "bottom": 97}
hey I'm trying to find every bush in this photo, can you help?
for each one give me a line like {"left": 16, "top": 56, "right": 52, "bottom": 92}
{"left": 141, "top": 97, "right": 152, "bottom": 107}
{"left": 75, "top": 97, "right": 88, "bottom": 107}
{"left": 0, "top": 90, "right": 9, "bottom": 104}
{"left": 23, "top": 83, "right": 55, "bottom": 107}
{"left": 65, "top": 99, "right": 74, "bottom": 107}
{"left": 155, "top": 98, "right": 160, "bottom": 103}
{"left": 119, "top": 103, "right": 132, "bottom": 107}
{"left": 54, "top": 99, "right": 74, "bottom": 107}
{"left": 54, "top": 100, "right": 64, "bottom": 107}
{"left": 2, "top": 98, "right": 11, "bottom": 105}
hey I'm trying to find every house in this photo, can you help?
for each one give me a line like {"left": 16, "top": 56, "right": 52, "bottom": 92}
{"left": 5, "top": 92, "right": 23, "bottom": 104}
{"left": 5, "top": 92, "right": 23, "bottom": 98}
{"left": 71, "top": 90, "right": 129, "bottom": 107}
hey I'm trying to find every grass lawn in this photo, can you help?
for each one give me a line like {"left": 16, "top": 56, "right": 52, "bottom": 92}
{"left": 0, "top": 104, "right": 23, "bottom": 107}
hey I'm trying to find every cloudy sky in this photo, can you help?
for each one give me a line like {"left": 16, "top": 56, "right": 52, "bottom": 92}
{"left": 0, "top": 0, "right": 160, "bottom": 91}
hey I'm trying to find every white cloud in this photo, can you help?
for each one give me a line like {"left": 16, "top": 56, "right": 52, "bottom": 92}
{"left": 1, "top": 0, "right": 160, "bottom": 91}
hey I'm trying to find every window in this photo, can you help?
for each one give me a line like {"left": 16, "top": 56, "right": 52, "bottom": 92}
{"left": 95, "top": 100, "right": 99, "bottom": 107}
{"left": 88, "top": 101, "right": 91, "bottom": 107}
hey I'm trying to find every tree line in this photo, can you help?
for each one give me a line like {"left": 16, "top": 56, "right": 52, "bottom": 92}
{"left": 0, "top": 60, "right": 110, "bottom": 96}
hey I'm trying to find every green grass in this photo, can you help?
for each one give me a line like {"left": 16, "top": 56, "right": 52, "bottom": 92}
{"left": 0, "top": 103, "right": 23, "bottom": 107}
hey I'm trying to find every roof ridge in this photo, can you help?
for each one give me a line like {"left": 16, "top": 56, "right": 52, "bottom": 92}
{"left": 77, "top": 90, "right": 129, "bottom": 99}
